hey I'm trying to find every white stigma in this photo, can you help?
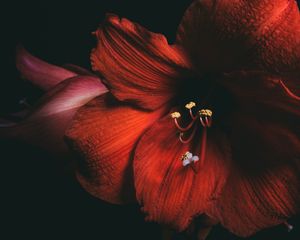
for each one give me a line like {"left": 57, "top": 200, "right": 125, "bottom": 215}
{"left": 181, "top": 151, "right": 199, "bottom": 167}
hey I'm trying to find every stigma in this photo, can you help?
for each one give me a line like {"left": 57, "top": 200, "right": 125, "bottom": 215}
{"left": 181, "top": 151, "right": 199, "bottom": 167}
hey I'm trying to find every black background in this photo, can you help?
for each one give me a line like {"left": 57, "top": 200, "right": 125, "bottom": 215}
{"left": 1, "top": 0, "right": 300, "bottom": 239}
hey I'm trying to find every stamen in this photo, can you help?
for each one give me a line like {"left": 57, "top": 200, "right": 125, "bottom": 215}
{"left": 185, "top": 101, "right": 197, "bottom": 120}
{"left": 185, "top": 102, "right": 196, "bottom": 109}
{"left": 205, "top": 116, "right": 213, "bottom": 127}
{"left": 171, "top": 111, "right": 196, "bottom": 132}
{"left": 279, "top": 80, "right": 300, "bottom": 101}
{"left": 179, "top": 126, "right": 197, "bottom": 144}
{"left": 175, "top": 118, "right": 196, "bottom": 132}
{"left": 171, "top": 112, "right": 181, "bottom": 119}
{"left": 199, "top": 109, "right": 212, "bottom": 117}
{"left": 199, "top": 117, "right": 207, "bottom": 127}
{"left": 199, "top": 109, "right": 213, "bottom": 128}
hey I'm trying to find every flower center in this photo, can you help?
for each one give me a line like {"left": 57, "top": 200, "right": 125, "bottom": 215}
{"left": 170, "top": 101, "right": 213, "bottom": 173}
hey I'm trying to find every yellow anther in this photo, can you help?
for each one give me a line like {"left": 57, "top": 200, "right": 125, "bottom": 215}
{"left": 185, "top": 101, "right": 196, "bottom": 109}
{"left": 181, "top": 151, "right": 192, "bottom": 161}
{"left": 170, "top": 112, "right": 181, "bottom": 119}
{"left": 199, "top": 109, "right": 213, "bottom": 117}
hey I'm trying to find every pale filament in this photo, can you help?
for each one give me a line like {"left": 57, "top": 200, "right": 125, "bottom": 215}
{"left": 200, "top": 116, "right": 211, "bottom": 128}
{"left": 205, "top": 116, "right": 212, "bottom": 127}
{"left": 179, "top": 126, "right": 197, "bottom": 144}
{"left": 199, "top": 117, "right": 206, "bottom": 127}
{"left": 279, "top": 80, "right": 300, "bottom": 101}
{"left": 174, "top": 117, "right": 196, "bottom": 132}
{"left": 199, "top": 115, "right": 212, "bottom": 128}
{"left": 189, "top": 108, "right": 197, "bottom": 120}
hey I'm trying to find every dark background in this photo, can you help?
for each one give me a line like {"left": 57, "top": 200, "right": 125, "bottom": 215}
{"left": 1, "top": 0, "right": 300, "bottom": 239}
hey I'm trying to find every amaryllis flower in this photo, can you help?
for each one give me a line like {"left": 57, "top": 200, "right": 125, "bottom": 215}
{"left": 2, "top": 0, "right": 300, "bottom": 239}
{"left": 65, "top": 0, "right": 300, "bottom": 238}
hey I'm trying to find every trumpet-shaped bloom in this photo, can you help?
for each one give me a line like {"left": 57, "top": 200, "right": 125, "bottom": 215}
{"left": 3, "top": 0, "right": 300, "bottom": 238}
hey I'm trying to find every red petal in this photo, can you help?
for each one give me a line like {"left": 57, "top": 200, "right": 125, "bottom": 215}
{"left": 177, "top": 0, "right": 300, "bottom": 74}
{"left": 65, "top": 94, "right": 167, "bottom": 204}
{"left": 91, "top": 14, "right": 191, "bottom": 110}
{"left": 207, "top": 114, "right": 300, "bottom": 237}
{"left": 220, "top": 71, "right": 300, "bottom": 117}
{"left": 0, "top": 76, "right": 106, "bottom": 156}
{"left": 16, "top": 46, "right": 77, "bottom": 90}
{"left": 134, "top": 115, "right": 230, "bottom": 231}
{"left": 205, "top": 72, "right": 300, "bottom": 236}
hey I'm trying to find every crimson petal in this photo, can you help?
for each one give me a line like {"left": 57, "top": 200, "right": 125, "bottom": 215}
{"left": 177, "top": 0, "right": 300, "bottom": 74}
{"left": 206, "top": 72, "right": 300, "bottom": 236}
{"left": 91, "top": 14, "right": 191, "bottom": 110}
{"left": 134, "top": 115, "right": 230, "bottom": 231}
{"left": 207, "top": 114, "right": 300, "bottom": 237}
{"left": 65, "top": 94, "right": 167, "bottom": 204}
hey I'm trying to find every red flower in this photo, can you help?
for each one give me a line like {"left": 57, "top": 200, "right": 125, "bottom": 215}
{"left": 2, "top": 0, "right": 300, "bottom": 238}
{"left": 66, "top": 0, "right": 300, "bottom": 237}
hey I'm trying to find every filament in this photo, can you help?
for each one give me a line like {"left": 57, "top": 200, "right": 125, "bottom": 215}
{"left": 189, "top": 109, "right": 197, "bottom": 120}
{"left": 175, "top": 118, "right": 196, "bottom": 132}
{"left": 199, "top": 117, "right": 206, "bottom": 127}
{"left": 279, "top": 80, "right": 300, "bottom": 101}
{"left": 179, "top": 126, "right": 197, "bottom": 144}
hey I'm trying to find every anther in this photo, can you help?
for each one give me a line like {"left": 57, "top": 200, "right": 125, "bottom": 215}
{"left": 199, "top": 109, "right": 213, "bottom": 117}
{"left": 199, "top": 109, "right": 213, "bottom": 127}
{"left": 185, "top": 101, "right": 197, "bottom": 120}
{"left": 185, "top": 101, "right": 196, "bottom": 109}
{"left": 171, "top": 112, "right": 181, "bottom": 119}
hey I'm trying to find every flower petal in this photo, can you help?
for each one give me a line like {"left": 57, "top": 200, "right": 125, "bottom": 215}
{"left": 91, "top": 14, "right": 192, "bottom": 110}
{"left": 206, "top": 72, "right": 300, "bottom": 236}
{"left": 134, "top": 115, "right": 230, "bottom": 231}
{"left": 220, "top": 71, "right": 300, "bottom": 117}
{"left": 177, "top": 0, "right": 300, "bottom": 74}
{"left": 207, "top": 114, "right": 300, "bottom": 237}
{"left": 0, "top": 76, "right": 107, "bottom": 156}
{"left": 65, "top": 94, "right": 167, "bottom": 204}
{"left": 16, "top": 46, "right": 77, "bottom": 90}
{"left": 29, "top": 76, "right": 107, "bottom": 118}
